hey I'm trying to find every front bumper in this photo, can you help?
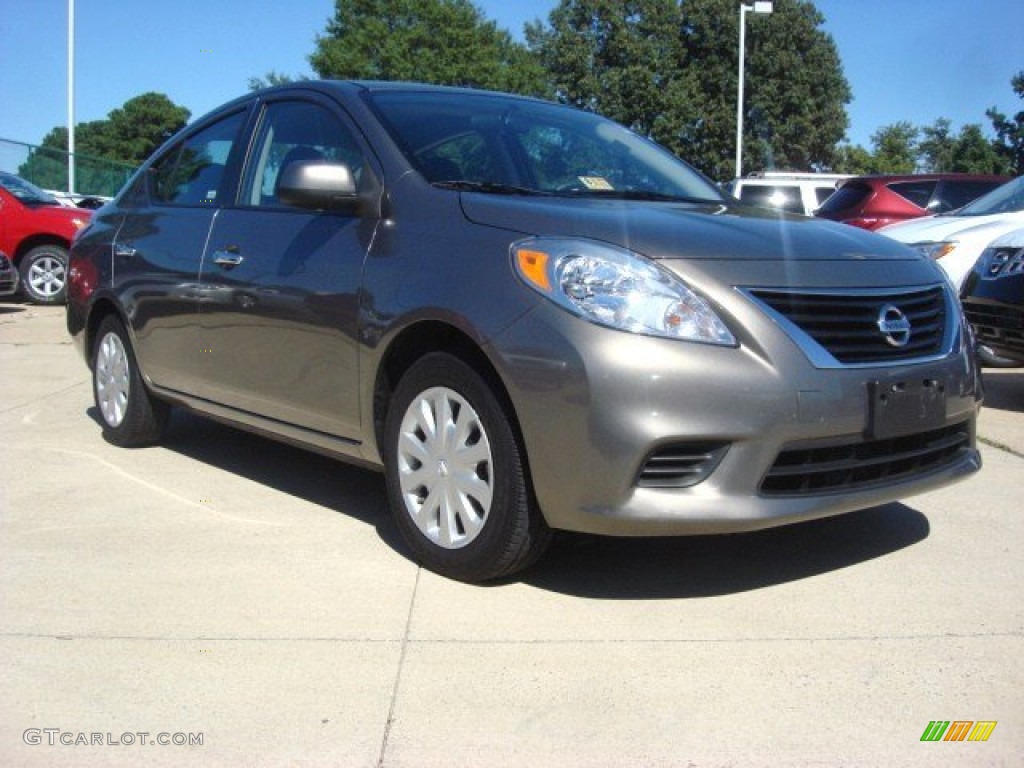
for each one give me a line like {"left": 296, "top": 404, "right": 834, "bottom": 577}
{"left": 0, "top": 254, "right": 18, "bottom": 297}
{"left": 491, "top": 296, "right": 982, "bottom": 537}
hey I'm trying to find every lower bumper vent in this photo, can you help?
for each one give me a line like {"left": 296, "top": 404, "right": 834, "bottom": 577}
{"left": 637, "top": 442, "right": 730, "bottom": 489}
{"left": 760, "top": 422, "right": 971, "bottom": 496}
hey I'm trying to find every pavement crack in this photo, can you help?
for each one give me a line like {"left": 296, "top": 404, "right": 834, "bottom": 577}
{"left": 979, "top": 435, "right": 1024, "bottom": 460}
{"left": 377, "top": 566, "right": 421, "bottom": 768}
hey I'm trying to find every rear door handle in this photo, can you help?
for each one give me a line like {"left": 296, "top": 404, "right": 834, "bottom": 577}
{"left": 113, "top": 243, "right": 137, "bottom": 259}
{"left": 212, "top": 248, "right": 244, "bottom": 269}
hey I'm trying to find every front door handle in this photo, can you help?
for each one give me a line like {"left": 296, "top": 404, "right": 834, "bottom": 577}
{"left": 212, "top": 248, "right": 244, "bottom": 269}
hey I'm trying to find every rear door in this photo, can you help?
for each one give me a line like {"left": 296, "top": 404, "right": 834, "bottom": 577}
{"left": 195, "top": 95, "right": 379, "bottom": 439}
{"left": 112, "top": 108, "right": 249, "bottom": 395}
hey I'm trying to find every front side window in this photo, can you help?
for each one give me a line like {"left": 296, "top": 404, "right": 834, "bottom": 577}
{"left": 242, "top": 100, "right": 365, "bottom": 207}
{"left": 149, "top": 110, "right": 246, "bottom": 206}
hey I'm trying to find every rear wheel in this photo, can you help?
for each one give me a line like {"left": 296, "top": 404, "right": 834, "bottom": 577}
{"left": 19, "top": 244, "right": 69, "bottom": 304}
{"left": 92, "top": 315, "right": 169, "bottom": 446}
{"left": 384, "top": 353, "right": 550, "bottom": 582}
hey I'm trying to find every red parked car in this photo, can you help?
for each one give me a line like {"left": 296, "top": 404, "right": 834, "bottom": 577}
{"left": 0, "top": 171, "right": 92, "bottom": 304}
{"left": 815, "top": 173, "right": 1009, "bottom": 231}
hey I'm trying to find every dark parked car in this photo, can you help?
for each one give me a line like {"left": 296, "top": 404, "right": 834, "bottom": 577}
{"left": 0, "top": 171, "right": 92, "bottom": 303}
{"left": 0, "top": 250, "right": 19, "bottom": 297}
{"left": 67, "top": 81, "right": 982, "bottom": 582}
{"left": 961, "top": 230, "right": 1024, "bottom": 365}
{"left": 816, "top": 174, "right": 1009, "bottom": 231}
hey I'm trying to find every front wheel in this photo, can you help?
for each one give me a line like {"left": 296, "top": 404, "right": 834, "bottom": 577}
{"left": 384, "top": 353, "right": 550, "bottom": 582}
{"left": 92, "top": 315, "right": 169, "bottom": 447}
{"left": 19, "top": 245, "right": 69, "bottom": 304}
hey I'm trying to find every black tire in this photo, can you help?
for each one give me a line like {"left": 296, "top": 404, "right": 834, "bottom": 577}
{"left": 384, "top": 353, "right": 550, "bottom": 582}
{"left": 19, "top": 244, "right": 69, "bottom": 304}
{"left": 92, "top": 315, "right": 169, "bottom": 447}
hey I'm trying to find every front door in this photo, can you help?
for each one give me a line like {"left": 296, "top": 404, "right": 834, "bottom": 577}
{"left": 195, "top": 98, "right": 377, "bottom": 440}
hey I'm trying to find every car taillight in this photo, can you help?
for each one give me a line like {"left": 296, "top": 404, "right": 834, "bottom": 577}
{"left": 68, "top": 257, "right": 98, "bottom": 303}
{"left": 843, "top": 217, "right": 887, "bottom": 230}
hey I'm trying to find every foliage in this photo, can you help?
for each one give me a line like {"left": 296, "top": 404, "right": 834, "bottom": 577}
{"left": 308, "top": 0, "right": 549, "bottom": 96}
{"left": 987, "top": 71, "right": 1024, "bottom": 175}
{"left": 527, "top": 0, "right": 850, "bottom": 181}
{"left": 525, "top": 0, "right": 692, "bottom": 157}
{"left": 248, "top": 71, "right": 303, "bottom": 91}
{"left": 19, "top": 93, "right": 190, "bottom": 195}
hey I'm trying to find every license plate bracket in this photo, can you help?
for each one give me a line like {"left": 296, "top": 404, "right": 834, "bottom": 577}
{"left": 868, "top": 377, "right": 947, "bottom": 439}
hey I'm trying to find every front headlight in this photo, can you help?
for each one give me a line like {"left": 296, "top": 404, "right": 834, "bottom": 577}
{"left": 512, "top": 237, "right": 736, "bottom": 345}
{"left": 913, "top": 240, "right": 958, "bottom": 261}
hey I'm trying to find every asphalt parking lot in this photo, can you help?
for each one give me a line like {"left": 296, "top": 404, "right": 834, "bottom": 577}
{"left": 1, "top": 302, "right": 1021, "bottom": 767}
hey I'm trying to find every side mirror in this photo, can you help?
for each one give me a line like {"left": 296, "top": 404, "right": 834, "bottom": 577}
{"left": 276, "top": 160, "right": 359, "bottom": 212}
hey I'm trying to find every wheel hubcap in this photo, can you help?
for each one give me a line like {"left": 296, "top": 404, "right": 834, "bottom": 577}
{"left": 28, "top": 255, "right": 66, "bottom": 297}
{"left": 95, "top": 331, "right": 130, "bottom": 427}
{"left": 397, "top": 386, "right": 493, "bottom": 549}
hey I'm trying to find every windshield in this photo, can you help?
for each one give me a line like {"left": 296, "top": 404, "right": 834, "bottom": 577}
{"left": 955, "top": 175, "right": 1024, "bottom": 216}
{"left": 0, "top": 172, "right": 60, "bottom": 205}
{"left": 366, "top": 90, "right": 725, "bottom": 203}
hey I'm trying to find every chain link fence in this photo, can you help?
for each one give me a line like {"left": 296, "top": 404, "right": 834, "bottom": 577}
{"left": 0, "top": 138, "right": 136, "bottom": 199}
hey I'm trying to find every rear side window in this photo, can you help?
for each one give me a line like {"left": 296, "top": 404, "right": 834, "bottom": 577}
{"left": 933, "top": 180, "right": 1003, "bottom": 213}
{"left": 737, "top": 184, "right": 804, "bottom": 214}
{"left": 814, "top": 186, "right": 837, "bottom": 206}
{"left": 149, "top": 111, "right": 247, "bottom": 206}
{"left": 816, "top": 182, "right": 870, "bottom": 214}
{"left": 888, "top": 180, "right": 937, "bottom": 209}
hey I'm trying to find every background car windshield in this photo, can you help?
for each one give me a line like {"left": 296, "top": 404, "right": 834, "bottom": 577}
{"left": 367, "top": 91, "right": 723, "bottom": 201}
{"left": 957, "top": 175, "right": 1024, "bottom": 216}
{"left": 0, "top": 172, "right": 58, "bottom": 205}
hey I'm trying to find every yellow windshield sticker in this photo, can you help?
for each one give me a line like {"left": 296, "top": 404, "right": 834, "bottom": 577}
{"left": 578, "top": 176, "right": 613, "bottom": 191}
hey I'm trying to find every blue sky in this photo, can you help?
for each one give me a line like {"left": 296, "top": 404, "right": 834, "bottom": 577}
{"left": 0, "top": 0, "right": 1020, "bottom": 155}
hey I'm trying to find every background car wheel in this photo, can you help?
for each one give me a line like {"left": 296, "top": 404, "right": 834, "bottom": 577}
{"left": 19, "top": 244, "right": 69, "bottom": 304}
{"left": 977, "top": 344, "right": 1023, "bottom": 369}
{"left": 384, "top": 353, "right": 550, "bottom": 582}
{"left": 92, "top": 315, "right": 169, "bottom": 447}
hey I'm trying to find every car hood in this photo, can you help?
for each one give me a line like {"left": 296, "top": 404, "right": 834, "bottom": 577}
{"left": 879, "top": 210, "right": 1024, "bottom": 243}
{"left": 460, "top": 195, "right": 918, "bottom": 262}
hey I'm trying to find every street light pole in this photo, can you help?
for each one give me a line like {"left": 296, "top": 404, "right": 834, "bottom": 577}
{"left": 735, "top": 1, "right": 773, "bottom": 179}
{"left": 68, "top": 0, "right": 76, "bottom": 195}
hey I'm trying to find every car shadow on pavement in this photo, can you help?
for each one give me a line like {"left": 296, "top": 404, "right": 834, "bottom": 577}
{"left": 91, "top": 408, "right": 932, "bottom": 598}
{"left": 521, "top": 503, "right": 930, "bottom": 599}
{"left": 980, "top": 369, "right": 1024, "bottom": 413}
{"left": 88, "top": 407, "right": 408, "bottom": 555}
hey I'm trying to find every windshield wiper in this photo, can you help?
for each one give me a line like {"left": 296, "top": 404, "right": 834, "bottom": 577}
{"left": 432, "top": 180, "right": 552, "bottom": 196}
{"left": 561, "top": 189, "right": 722, "bottom": 204}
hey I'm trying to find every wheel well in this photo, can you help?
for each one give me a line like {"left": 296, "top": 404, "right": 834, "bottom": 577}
{"left": 373, "top": 322, "right": 520, "bottom": 455}
{"left": 83, "top": 299, "right": 122, "bottom": 366}
{"left": 14, "top": 235, "right": 70, "bottom": 264}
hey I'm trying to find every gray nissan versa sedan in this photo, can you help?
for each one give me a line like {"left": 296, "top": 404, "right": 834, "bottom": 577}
{"left": 67, "top": 81, "right": 983, "bottom": 582}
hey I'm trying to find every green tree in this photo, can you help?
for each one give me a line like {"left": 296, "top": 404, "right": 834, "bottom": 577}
{"left": 678, "top": 0, "right": 850, "bottom": 179}
{"left": 309, "top": 0, "right": 549, "bottom": 96}
{"left": 918, "top": 118, "right": 956, "bottom": 173}
{"left": 527, "top": 0, "right": 850, "bottom": 180}
{"left": 868, "top": 122, "right": 919, "bottom": 174}
{"left": 525, "top": 0, "right": 693, "bottom": 155}
{"left": 18, "top": 93, "right": 190, "bottom": 195}
{"left": 248, "top": 70, "right": 303, "bottom": 91}
{"left": 987, "top": 70, "right": 1024, "bottom": 174}
{"left": 832, "top": 142, "right": 874, "bottom": 175}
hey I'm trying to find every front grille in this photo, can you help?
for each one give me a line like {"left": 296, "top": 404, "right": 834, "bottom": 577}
{"left": 760, "top": 422, "right": 971, "bottom": 496}
{"left": 963, "top": 299, "right": 1024, "bottom": 358}
{"left": 749, "top": 286, "right": 947, "bottom": 364}
{"left": 636, "top": 442, "right": 730, "bottom": 488}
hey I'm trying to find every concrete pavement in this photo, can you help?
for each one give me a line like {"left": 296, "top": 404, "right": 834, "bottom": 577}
{"left": 1, "top": 302, "right": 1021, "bottom": 767}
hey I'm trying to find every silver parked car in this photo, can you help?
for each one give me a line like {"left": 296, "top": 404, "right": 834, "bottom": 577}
{"left": 67, "top": 82, "right": 982, "bottom": 582}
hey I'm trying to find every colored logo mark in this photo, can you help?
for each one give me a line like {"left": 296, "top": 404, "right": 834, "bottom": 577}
{"left": 920, "top": 720, "right": 997, "bottom": 742}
